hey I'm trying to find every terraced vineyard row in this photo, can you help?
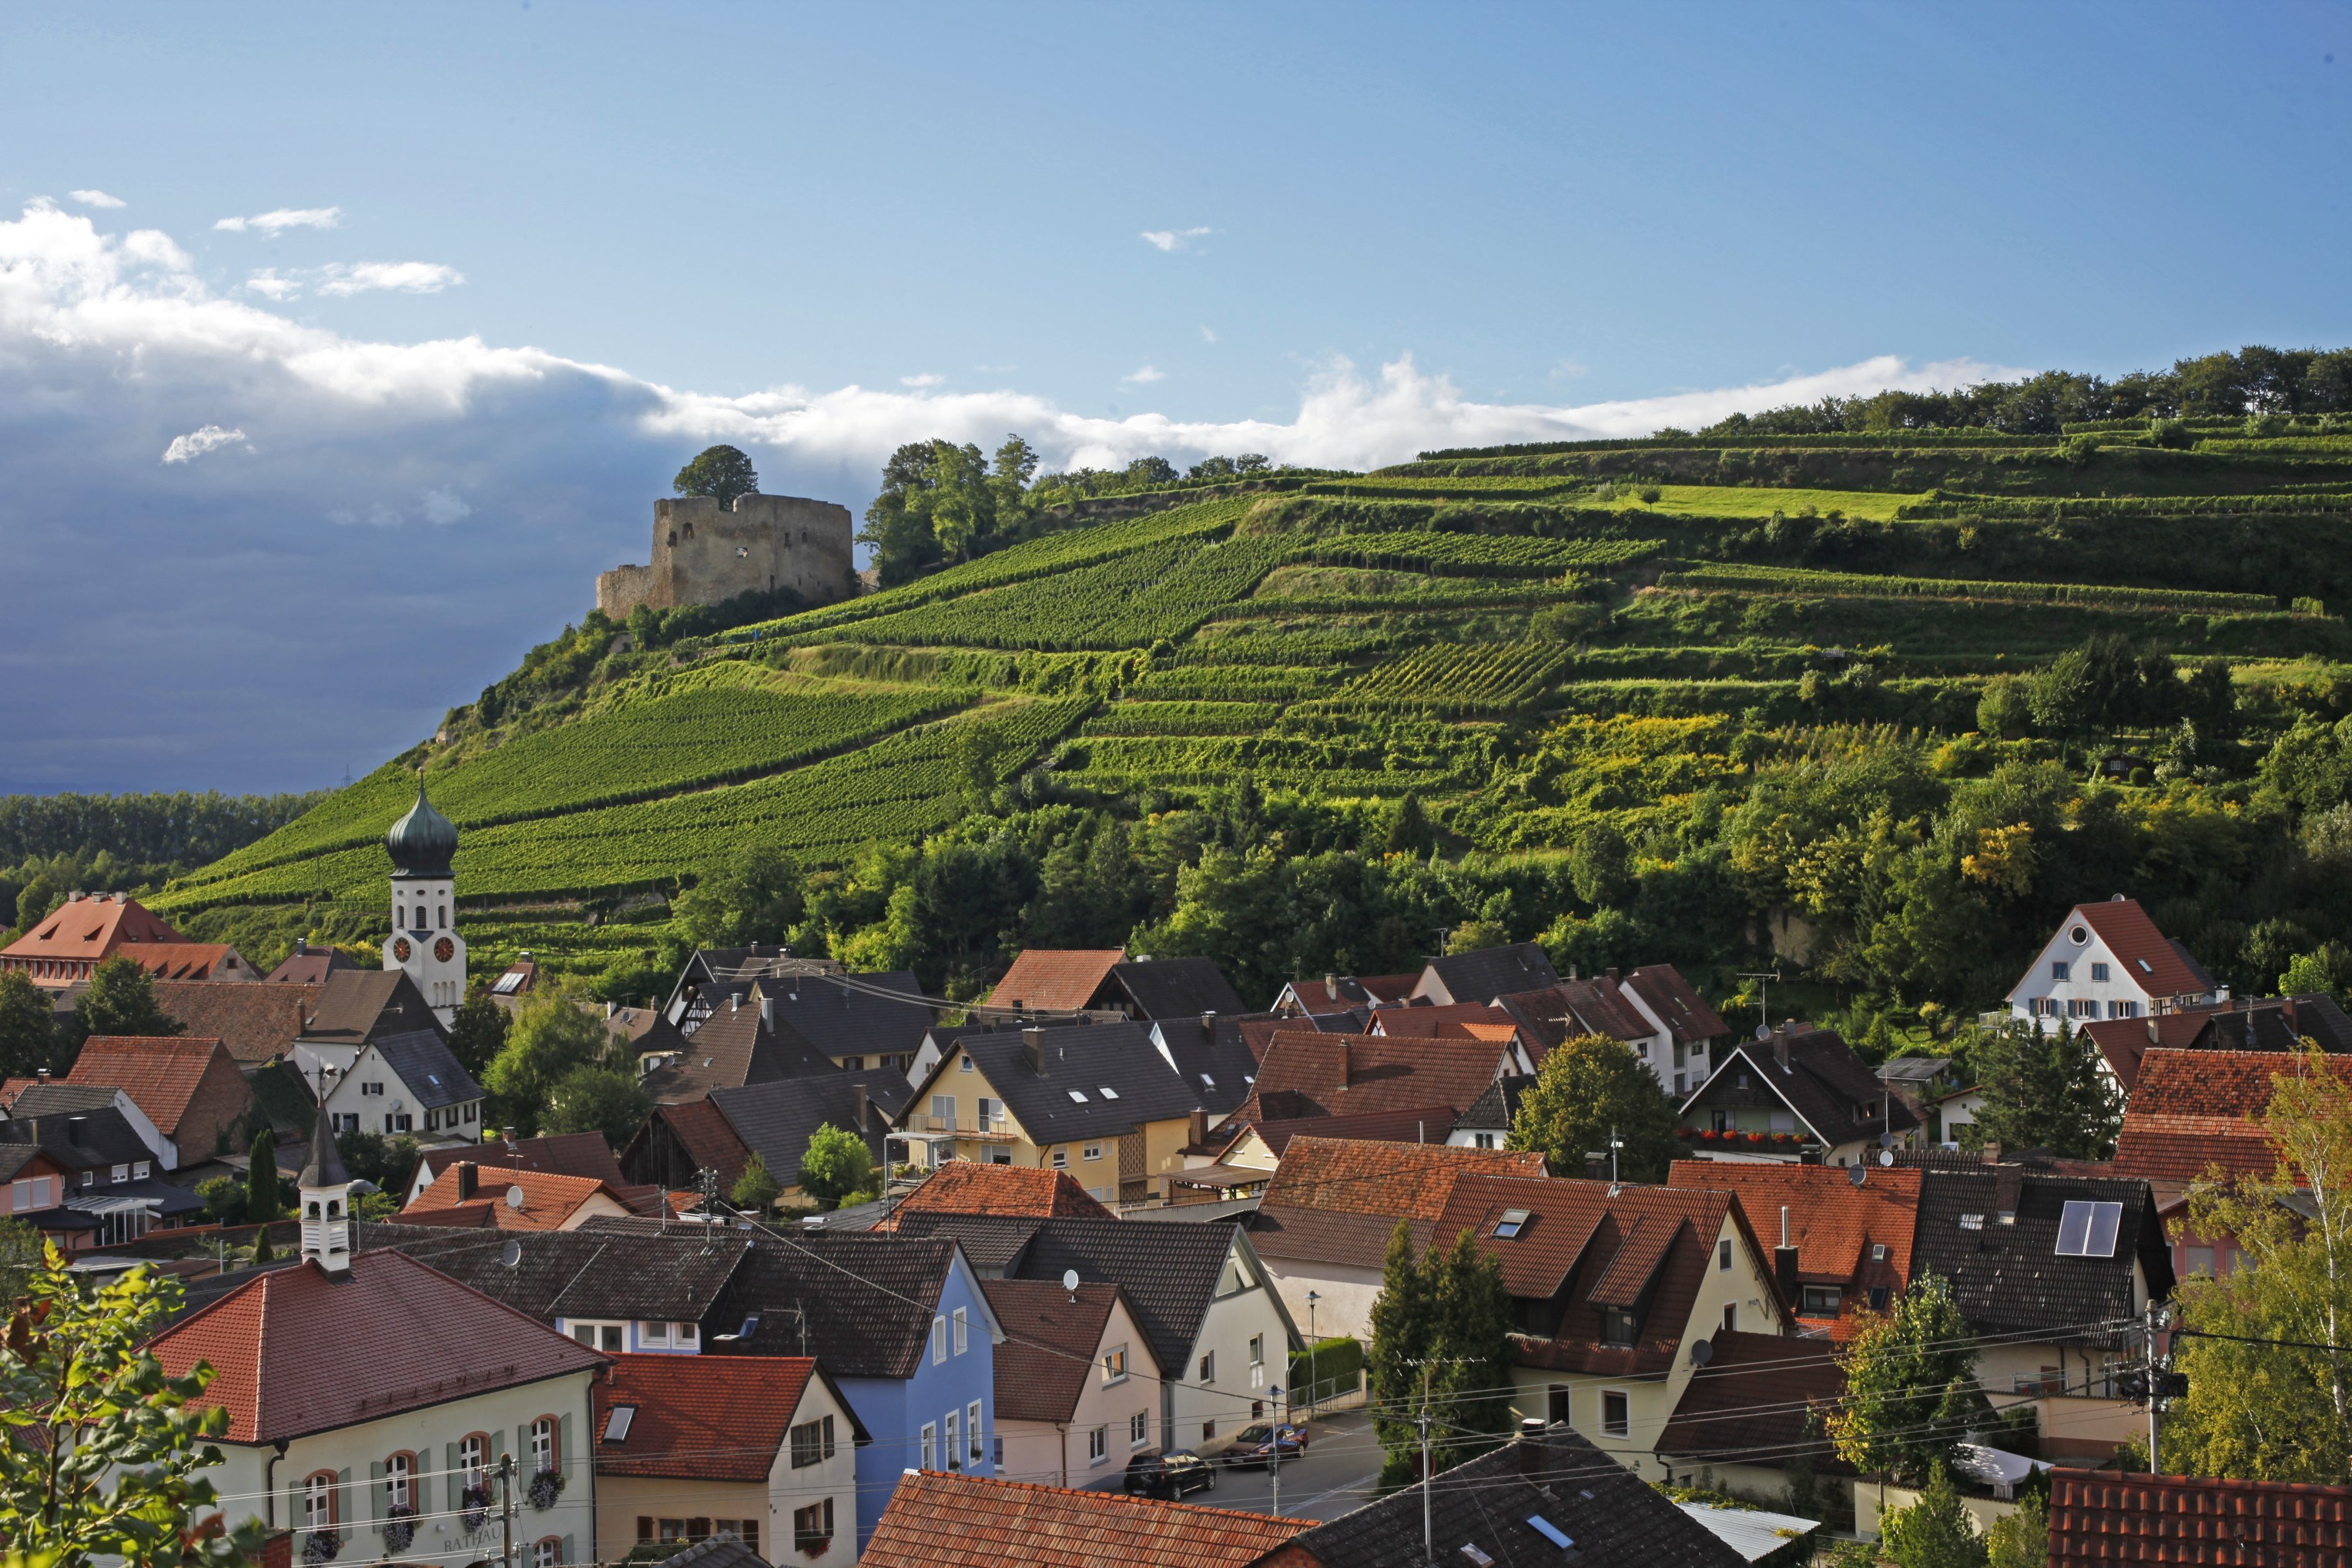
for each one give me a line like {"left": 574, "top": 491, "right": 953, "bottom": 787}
{"left": 1125, "top": 664, "right": 1339, "bottom": 701}
{"left": 1656, "top": 561, "right": 2279, "bottom": 612}
{"left": 1301, "top": 531, "right": 1660, "bottom": 576}
{"left": 1339, "top": 643, "right": 1569, "bottom": 709}
{"left": 1079, "top": 701, "right": 1283, "bottom": 735}
{"left": 169, "top": 697, "right": 1091, "bottom": 907}
{"left": 168, "top": 672, "right": 975, "bottom": 893}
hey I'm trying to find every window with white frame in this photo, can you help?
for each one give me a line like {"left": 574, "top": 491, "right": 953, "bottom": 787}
{"left": 533, "top": 1540, "right": 558, "bottom": 1568}
{"left": 953, "top": 1306, "right": 968, "bottom": 1355}
{"left": 2051, "top": 960, "right": 2069, "bottom": 981}
{"left": 921, "top": 1422, "right": 937, "bottom": 1470}
{"left": 1250, "top": 1334, "right": 1264, "bottom": 1367}
{"left": 1717, "top": 1238, "right": 1732, "bottom": 1271}
{"left": 2091, "top": 962, "right": 2111, "bottom": 983}
{"left": 945, "top": 1409, "right": 961, "bottom": 1470}
{"left": 1199, "top": 1351, "right": 1214, "bottom": 1382}
{"left": 303, "top": 1471, "right": 336, "bottom": 1533}
{"left": 967, "top": 1401, "right": 984, "bottom": 1466}
{"left": 959, "top": 1056, "right": 975, "bottom": 1072}
{"left": 385, "top": 1452, "right": 413, "bottom": 1509}
{"left": 459, "top": 1433, "right": 488, "bottom": 1489}
{"left": 1051, "top": 1146, "right": 1067, "bottom": 1168}
{"left": 639, "top": 1320, "right": 669, "bottom": 1347}
{"left": 1104, "top": 1343, "right": 1129, "bottom": 1382}
{"left": 531, "top": 1416, "right": 555, "bottom": 1475}
{"left": 932, "top": 1314, "right": 947, "bottom": 1363}
{"left": 1131, "top": 1410, "right": 1149, "bottom": 1446}
{"left": 792, "top": 1500, "right": 833, "bottom": 1553}
{"left": 1089, "top": 1426, "right": 1109, "bottom": 1463}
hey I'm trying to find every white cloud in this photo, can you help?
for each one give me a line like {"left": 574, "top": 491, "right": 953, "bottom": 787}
{"left": 1198, "top": 325, "right": 1217, "bottom": 344}
{"left": 1121, "top": 364, "right": 1165, "bottom": 385}
{"left": 900, "top": 373, "right": 943, "bottom": 388}
{"left": 1140, "top": 226, "right": 1213, "bottom": 253}
{"left": 245, "top": 269, "right": 301, "bottom": 300}
{"left": 214, "top": 206, "right": 343, "bottom": 234}
{"left": 68, "top": 189, "right": 126, "bottom": 209}
{"left": 160, "top": 425, "right": 250, "bottom": 464}
{"left": 0, "top": 199, "right": 2030, "bottom": 789}
{"left": 316, "top": 261, "right": 464, "bottom": 297}
{"left": 420, "top": 487, "right": 471, "bottom": 524}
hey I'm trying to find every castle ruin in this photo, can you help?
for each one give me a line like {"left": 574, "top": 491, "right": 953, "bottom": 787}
{"left": 596, "top": 493, "right": 856, "bottom": 618}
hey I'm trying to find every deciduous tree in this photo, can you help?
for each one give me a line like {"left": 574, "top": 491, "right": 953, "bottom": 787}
{"left": 1881, "top": 1463, "right": 1988, "bottom": 1568}
{"left": 0, "top": 971, "right": 54, "bottom": 1079}
{"left": 1828, "top": 1275, "right": 1982, "bottom": 1486}
{"left": 730, "top": 1153, "right": 782, "bottom": 1213}
{"left": 672, "top": 444, "right": 759, "bottom": 508}
{"left": 73, "top": 957, "right": 182, "bottom": 1044}
{"left": 482, "top": 990, "right": 614, "bottom": 1136}
{"left": 1506, "top": 1033, "right": 1677, "bottom": 1182}
{"left": 541, "top": 1065, "right": 648, "bottom": 1148}
{"left": 796, "top": 1124, "right": 872, "bottom": 1210}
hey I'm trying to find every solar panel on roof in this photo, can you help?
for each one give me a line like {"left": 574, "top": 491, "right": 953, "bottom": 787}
{"left": 1526, "top": 1516, "right": 1573, "bottom": 1549}
{"left": 2055, "top": 1200, "right": 2123, "bottom": 1257}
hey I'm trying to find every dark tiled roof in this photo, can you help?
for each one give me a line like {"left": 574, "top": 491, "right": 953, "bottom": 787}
{"left": 152, "top": 980, "right": 320, "bottom": 1064}
{"left": 640, "top": 1003, "right": 834, "bottom": 1103}
{"left": 4, "top": 1082, "right": 121, "bottom": 1117}
{"left": 369, "top": 1029, "right": 481, "bottom": 1111}
{"left": 1151, "top": 1012, "right": 1275, "bottom": 1116}
{"left": 1108, "top": 958, "right": 1249, "bottom": 1020}
{"left": 1457, "top": 1074, "right": 1536, "bottom": 1133}
{"left": 364, "top": 1221, "right": 749, "bottom": 1322}
{"left": 1416, "top": 944, "right": 1561, "bottom": 1006}
{"left": 1909, "top": 1169, "right": 2172, "bottom": 1348}
{"left": 863, "top": 1470, "right": 1306, "bottom": 1568}
{"left": 659, "top": 1535, "right": 774, "bottom": 1568}
{"left": 148, "top": 1250, "right": 604, "bottom": 1443}
{"left": 1626, "top": 966, "right": 1731, "bottom": 1045}
{"left": 950, "top": 1020, "right": 1204, "bottom": 1144}
{"left": 756, "top": 970, "right": 935, "bottom": 1062}
{"left": 0, "top": 1105, "right": 158, "bottom": 1171}
{"left": 1656, "top": 1330, "right": 1854, "bottom": 1474}
{"left": 300, "top": 969, "right": 444, "bottom": 1046}
{"left": 1280, "top": 974, "right": 1419, "bottom": 1013}
{"left": 1495, "top": 982, "right": 1650, "bottom": 1056}
{"left": 987, "top": 949, "right": 1126, "bottom": 1013}
{"left": 696, "top": 1230, "right": 964, "bottom": 1378}
{"left": 2048, "top": 1468, "right": 2352, "bottom": 1568}
{"left": 981, "top": 1278, "right": 1132, "bottom": 1423}
{"left": 900, "top": 1211, "right": 1247, "bottom": 1374}
{"left": 887, "top": 1212, "right": 1046, "bottom": 1271}
{"left": 1282, "top": 1425, "right": 1745, "bottom": 1568}
{"left": 1686, "top": 1030, "right": 1920, "bottom": 1146}
{"left": 710, "top": 1067, "right": 906, "bottom": 1184}
{"left": 243, "top": 1060, "right": 318, "bottom": 1139}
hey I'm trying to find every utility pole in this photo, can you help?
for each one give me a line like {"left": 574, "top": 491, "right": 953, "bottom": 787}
{"left": 1269, "top": 1384, "right": 1284, "bottom": 1518}
{"left": 498, "top": 1452, "right": 514, "bottom": 1568}
{"left": 2145, "top": 1298, "right": 2163, "bottom": 1470}
{"left": 1419, "top": 1363, "right": 1435, "bottom": 1566}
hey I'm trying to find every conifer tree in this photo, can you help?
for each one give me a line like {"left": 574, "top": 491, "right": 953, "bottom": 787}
{"left": 1881, "top": 1463, "right": 1988, "bottom": 1568}
{"left": 1967, "top": 1019, "right": 2119, "bottom": 1158}
{"left": 243, "top": 1128, "right": 282, "bottom": 1225}
{"left": 1368, "top": 1220, "right": 1433, "bottom": 1486}
{"left": 1428, "top": 1228, "right": 1517, "bottom": 1465}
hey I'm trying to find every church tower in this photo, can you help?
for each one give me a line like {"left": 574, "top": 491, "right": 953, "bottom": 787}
{"left": 298, "top": 1097, "right": 353, "bottom": 1275}
{"left": 382, "top": 782, "right": 466, "bottom": 1026}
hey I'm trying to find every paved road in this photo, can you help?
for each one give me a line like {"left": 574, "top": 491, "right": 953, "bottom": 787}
{"left": 1196, "top": 1409, "right": 1383, "bottom": 1523}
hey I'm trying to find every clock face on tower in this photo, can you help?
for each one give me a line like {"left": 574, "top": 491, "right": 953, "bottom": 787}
{"left": 434, "top": 937, "right": 455, "bottom": 963}
{"left": 393, "top": 938, "right": 412, "bottom": 963}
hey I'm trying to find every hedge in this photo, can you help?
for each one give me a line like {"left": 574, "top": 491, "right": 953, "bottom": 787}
{"left": 1656, "top": 561, "right": 2277, "bottom": 613}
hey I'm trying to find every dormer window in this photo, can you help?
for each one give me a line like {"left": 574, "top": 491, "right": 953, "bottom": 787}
{"left": 1600, "top": 1308, "right": 1638, "bottom": 1347}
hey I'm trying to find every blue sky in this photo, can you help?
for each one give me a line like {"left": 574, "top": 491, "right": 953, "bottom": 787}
{"left": 2, "top": 2, "right": 2349, "bottom": 793}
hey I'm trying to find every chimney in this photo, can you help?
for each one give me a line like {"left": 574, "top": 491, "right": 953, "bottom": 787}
{"left": 854, "top": 1083, "right": 870, "bottom": 1134}
{"left": 729, "top": 993, "right": 739, "bottom": 1014}
{"left": 1189, "top": 1108, "right": 1209, "bottom": 1147}
{"left": 1982, "top": 1141, "right": 2002, "bottom": 1165}
{"left": 67, "top": 1114, "right": 86, "bottom": 1146}
{"left": 1200, "top": 1011, "right": 1217, "bottom": 1037}
{"left": 1774, "top": 1204, "right": 1799, "bottom": 1303}
{"left": 456, "top": 1161, "right": 477, "bottom": 1202}
{"left": 1773, "top": 1024, "right": 1791, "bottom": 1074}
{"left": 1518, "top": 1417, "right": 1551, "bottom": 1476}
{"left": 1605, "top": 967, "right": 1620, "bottom": 983}
{"left": 759, "top": 994, "right": 772, "bottom": 1030}
{"left": 605, "top": 1000, "right": 617, "bottom": 1018}
{"left": 1023, "top": 1027, "right": 1046, "bottom": 1076}
{"left": 295, "top": 938, "right": 309, "bottom": 955}
{"left": 35, "top": 1067, "right": 49, "bottom": 1082}
{"left": 1568, "top": 963, "right": 1579, "bottom": 980}
{"left": 1324, "top": 973, "right": 1338, "bottom": 994}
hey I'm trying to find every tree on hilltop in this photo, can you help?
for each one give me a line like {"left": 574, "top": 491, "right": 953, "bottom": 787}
{"left": 673, "top": 445, "right": 760, "bottom": 508}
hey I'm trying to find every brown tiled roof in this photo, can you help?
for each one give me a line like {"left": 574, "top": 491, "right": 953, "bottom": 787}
{"left": 1657, "top": 1330, "right": 1853, "bottom": 1473}
{"left": 109, "top": 943, "right": 246, "bottom": 982}
{"left": 986, "top": 949, "right": 1125, "bottom": 1013}
{"left": 981, "top": 1278, "right": 1145, "bottom": 1424}
{"left": 1251, "top": 1105, "right": 1460, "bottom": 1156}
{"left": 1667, "top": 1159, "right": 1921, "bottom": 1339}
{"left": 1234, "top": 1033, "right": 1512, "bottom": 1124}
{"left": 2114, "top": 1050, "right": 2352, "bottom": 1184}
{"left": 148, "top": 1250, "right": 604, "bottom": 1443}
{"left": 591, "top": 1352, "right": 852, "bottom": 1481}
{"left": 404, "top": 1164, "right": 631, "bottom": 1231}
{"left": 2, "top": 892, "right": 183, "bottom": 959}
{"left": 299, "top": 970, "right": 442, "bottom": 1046}
{"left": 416, "top": 1131, "right": 628, "bottom": 1194}
{"left": 261, "top": 945, "right": 354, "bottom": 985}
{"left": 1258, "top": 1136, "right": 1546, "bottom": 1220}
{"left": 644, "top": 1099, "right": 754, "bottom": 1190}
{"left": 861, "top": 1469, "right": 1308, "bottom": 1568}
{"left": 2048, "top": 1468, "right": 2352, "bottom": 1568}
{"left": 640, "top": 1003, "right": 829, "bottom": 1103}
{"left": 1282, "top": 974, "right": 1416, "bottom": 1013}
{"left": 1625, "top": 965, "right": 1731, "bottom": 1045}
{"left": 893, "top": 1162, "right": 1114, "bottom": 1224}
{"left": 2073, "top": 899, "right": 2214, "bottom": 999}
{"left": 2079, "top": 1011, "right": 2212, "bottom": 1092}
{"left": 68, "top": 1036, "right": 236, "bottom": 1138}
{"left": 1365, "top": 1003, "right": 1518, "bottom": 1037}
{"left": 152, "top": 981, "right": 320, "bottom": 1065}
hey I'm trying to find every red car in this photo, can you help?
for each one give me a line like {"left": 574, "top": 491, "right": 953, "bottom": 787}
{"left": 1221, "top": 1422, "right": 1308, "bottom": 1468}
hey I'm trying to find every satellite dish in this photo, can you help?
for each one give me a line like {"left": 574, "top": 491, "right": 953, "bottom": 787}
{"left": 1754, "top": 1024, "right": 1771, "bottom": 1041}
{"left": 1878, "top": 1148, "right": 1896, "bottom": 1168}
{"left": 1690, "top": 1338, "right": 1714, "bottom": 1366}
{"left": 506, "top": 1184, "right": 527, "bottom": 1210}
{"left": 500, "top": 1239, "right": 522, "bottom": 1269}
{"left": 1848, "top": 1164, "right": 1867, "bottom": 1188}
{"left": 1061, "top": 1268, "right": 1081, "bottom": 1292}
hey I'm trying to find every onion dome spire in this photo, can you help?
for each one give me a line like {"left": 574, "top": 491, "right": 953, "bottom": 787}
{"left": 386, "top": 779, "right": 458, "bottom": 878}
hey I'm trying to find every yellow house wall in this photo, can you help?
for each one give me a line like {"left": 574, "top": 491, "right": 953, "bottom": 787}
{"left": 593, "top": 1379, "right": 859, "bottom": 1568}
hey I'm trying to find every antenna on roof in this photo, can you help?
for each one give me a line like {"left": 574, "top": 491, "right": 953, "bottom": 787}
{"left": 1062, "top": 1268, "right": 1081, "bottom": 1302}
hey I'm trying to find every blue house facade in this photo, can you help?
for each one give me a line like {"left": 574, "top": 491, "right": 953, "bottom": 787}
{"left": 830, "top": 1249, "right": 1000, "bottom": 1545}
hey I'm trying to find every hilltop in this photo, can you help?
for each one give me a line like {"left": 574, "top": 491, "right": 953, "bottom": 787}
{"left": 157, "top": 358, "right": 2352, "bottom": 1027}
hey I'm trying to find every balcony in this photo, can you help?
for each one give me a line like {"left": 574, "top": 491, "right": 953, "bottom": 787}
{"left": 902, "top": 1113, "right": 1018, "bottom": 1141}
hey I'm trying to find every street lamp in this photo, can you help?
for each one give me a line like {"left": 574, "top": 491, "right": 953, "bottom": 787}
{"left": 1268, "top": 1384, "right": 1285, "bottom": 1518}
{"left": 1304, "top": 1292, "right": 1321, "bottom": 1416}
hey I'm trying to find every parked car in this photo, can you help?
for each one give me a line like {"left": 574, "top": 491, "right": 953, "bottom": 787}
{"left": 1124, "top": 1448, "right": 1216, "bottom": 1499}
{"left": 1221, "top": 1422, "right": 1308, "bottom": 1469}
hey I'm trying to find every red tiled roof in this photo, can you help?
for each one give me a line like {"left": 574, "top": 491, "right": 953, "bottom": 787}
{"left": 1259, "top": 1136, "right": 1546, "bottom": 1220}
{"left": 416, "top": 1132, "right": 628, "bottom": 1193}
{"left": 108, "top": 943, "right": 246, "bottom": 982}
{"left": 2, "top": 893, "right": 183, "bottom": 960}
{"left": 1367, "top": 1003, "right": 1517, "bottom": 1037}
{"left": 2113, "top": 1050, "right": 2352, "bottom": 1184}
{"left": 1667, "top": 1160, "right": 1921, "bottom": 1339}
{"left": 981, "top": 1279, "right": 1150, "bottom": 1424}
{"left": 2072, "top": 899, "right": 2211, "bottom": 999}
{"left": 403, "top": 1164, "right": 631, "bottom": 1231}
{"left": 149, "top": 1250, "right": 604, "bottom": 1443}
{"left": 1235, "top": 1033, "right": 1512, "bottom": 1124}
{"left": 1282, "top": 974, "right": 1417, "bottom": 1013}
{"left": 862, "top": 1469, "right": 1309, "bottom": 1568}
{"left": 2048, "top": 1468, "right": 2352, "bottom": 1568}
{"left": 1251, "top": 1105, "right": 1462, "bottom": 1156}
{"left": 68, "top": 1036, "right": 236, "bottom": 1138}
{"left": 591, "top": 1353, "right": 833, "bottom": 1481}
{"left": 152, "top": 981, "right": 320, "bottom": 1065}
{"left": 893, "top": 1162, "right": 1114, "bottom": 1225}
{"left": 986, "top": 950, "right": 1126, "bottom": 1013}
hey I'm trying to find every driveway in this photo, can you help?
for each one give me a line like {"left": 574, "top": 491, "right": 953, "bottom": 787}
{"left": 1196, "top": 1409, "right": 1383, "bottom": 1523}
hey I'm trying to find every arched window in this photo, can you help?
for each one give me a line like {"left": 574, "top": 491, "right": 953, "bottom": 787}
{"left": 396, "top": 904, "right": 406, "bottom": 927}
{"left": 533, "top": 1539, "right": 561, "bottom": 1568}
{"left": 531, "top": 1416, "right": 556, "bottom": 1475}
{"left": 303, "top": 1470, "right": 337, "bottom": 1531}
{"left": 438, "top": 906, "right": 447, "bottom": 930}
{"left": 385, "top": 1452, "right": 414, "bottom": 1509}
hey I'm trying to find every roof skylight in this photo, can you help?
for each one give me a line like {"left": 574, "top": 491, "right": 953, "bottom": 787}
{"left": 2055, "top": 1199, "right": 2123, "bottom": 1258}
{"left": 1459, "top": 1547, "right": 1493, "bottom": 1567}
{"left": 1067, "top": 1090, "right": 1089, "bottom": 1103}
{"left": 1526, "top": 1516, "right": 1573, "bottom": 1550}
{"left": 1494, "top": 1208, "right": 1531, "bottom": 1240}
{"left": 1100, "top": 1086, "right": 1119, "bottom": 1099}
{"left": 602, "top": 1406, "right": 636, "bottom": 1442}
{"left": 1200, "top": 1074, "right": 1215, "bottom": 1087}
{"left": 1959, "top": 1214, "right": 1985, "bottom": 1231}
